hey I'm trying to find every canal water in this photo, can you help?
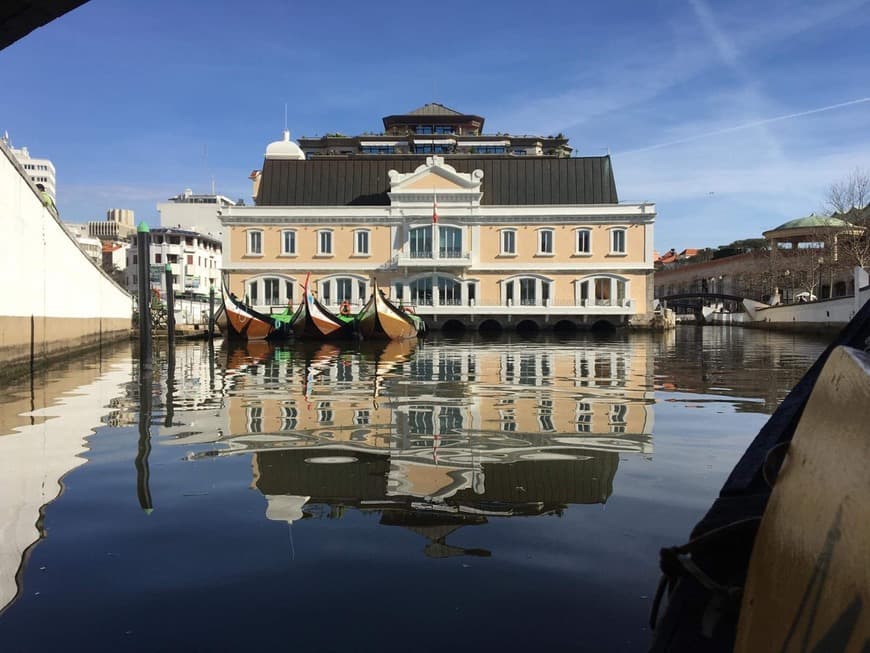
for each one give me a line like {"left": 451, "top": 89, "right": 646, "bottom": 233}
{"left": 0, "top": 328, "right": 828, "bottom": 651}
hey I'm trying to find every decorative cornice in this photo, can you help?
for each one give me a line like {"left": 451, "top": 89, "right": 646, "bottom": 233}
{"left": 220, "top": 213, "right": 654, "bottom": 226}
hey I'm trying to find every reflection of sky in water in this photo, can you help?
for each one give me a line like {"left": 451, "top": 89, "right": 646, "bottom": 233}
{"left": 0, "top": 331, "right": 829, "bottom": 651}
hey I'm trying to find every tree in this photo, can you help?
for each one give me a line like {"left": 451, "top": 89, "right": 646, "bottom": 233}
{"left": 826, "top": 167, "right": 870, "bottom": 214}
{"left": 826, "top": 168, "right": 870, "bottom": 269}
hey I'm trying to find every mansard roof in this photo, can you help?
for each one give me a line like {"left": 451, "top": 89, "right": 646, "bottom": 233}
{"left": 255, "top": 156, "right": 619, "bottom": 206}
{"left": 406, "top": 103, "right": 463, "bottom": 116}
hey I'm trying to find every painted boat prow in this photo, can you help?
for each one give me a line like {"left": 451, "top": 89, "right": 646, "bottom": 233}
{"left": 650, "top": 296, "right": 870, "bottom": 652}
{"left": 358, "top": 281, "right": 420, "bottom": 340}
{"left": 735, "top": 345, "right": 870, "bottom": 652}
{"left": 292, "top": 289, "right": 350, "bottom": 339}
{"left": 222, "top": 285, "right": 274, "bottom": 341}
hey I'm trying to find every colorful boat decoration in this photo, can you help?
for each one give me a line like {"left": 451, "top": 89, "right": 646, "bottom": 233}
{"left": 223, "top": 285, "right": 296, "bottom": 341}
{"left": 292, "top": 285, "right": 353, "bottom": 340}
{"left": 357, "top": 280, "right": 424, "bottom": 340}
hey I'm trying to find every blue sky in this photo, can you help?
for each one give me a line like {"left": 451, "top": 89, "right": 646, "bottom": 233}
{"left": 1, "top": 0, "right": 868, "bottom": 250}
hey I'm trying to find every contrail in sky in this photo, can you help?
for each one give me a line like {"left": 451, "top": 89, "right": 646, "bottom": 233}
{"left": 617, "top": 96, "right": 870, "bottom": 155}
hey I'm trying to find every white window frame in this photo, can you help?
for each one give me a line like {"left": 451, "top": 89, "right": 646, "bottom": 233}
{"left": 537, "top": 228, "right": 554, "bottom": 256}
{"left": 609, "top": 227, "right": 627, "bottom": 255}
{"left": 575, "top": 228, "right": 592, "bottom": 255}
{"left": 247, "top": 229, "right": 263, "bottom": 256}
{"left": 317, "top": 229, "right": 333, "bottom": 256}
{"left": 500, "top": 228, "right": 517, "bottom": 256}
{"left": 281, "top": 229, "right": 296, "bottom": 256}
{"left": 354, "top": 229, "right": 370, "bottom": 256}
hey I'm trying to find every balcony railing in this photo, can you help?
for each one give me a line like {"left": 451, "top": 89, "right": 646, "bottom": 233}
{"left": 396, "top": 251, "right": 472, "bottom": 266}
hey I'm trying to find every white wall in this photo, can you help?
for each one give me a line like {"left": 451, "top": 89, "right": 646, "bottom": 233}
{"left": 0, "top": 143, "right": 131, "bottom": 321}
{"left": 754, "top": 287, "right": 869, "bottom": 325}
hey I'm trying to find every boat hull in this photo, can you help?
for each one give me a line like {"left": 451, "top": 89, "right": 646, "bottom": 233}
{"left": 224, "top": 297, "right": 273, "bottom": 340}
{"left": 223, "top": 287, "right": 295, "bottom": 340}
{"left": 292, "top": 292, "right": 352, "bottom": 339}
{"left": 357, "top": 284, "right": 420, "bottom": 340}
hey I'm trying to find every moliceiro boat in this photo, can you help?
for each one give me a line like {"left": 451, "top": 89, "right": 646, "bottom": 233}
{"left": 223, "top": 285, "right": 295, "bottom": 341}
{"left": 292, "top": 286, "right": 354, "bottom": 339}
{"left": 357, "top": 280, "right": 424, "bottom": 340}
{"left": 650, "top": 298, "right": 870, "bottom": 652}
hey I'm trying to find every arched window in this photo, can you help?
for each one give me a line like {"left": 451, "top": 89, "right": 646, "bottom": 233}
{"left": 437, "top": 277, "right": 462, "bottom": 305}
{"left": 409, "top": 276, "right": 433, "bottom": 305}
{"left": 410, "top": 226, "right": 433, "bottom": 258}
{"left": 501, "top": 275, "right": 553, "bottom": 306}
{"left": 576, "top": 275, "right": 630, "bottom": 307}
{"left": 439, "top": 226, "right": 462, "bottom": 258}
{"left": 317, "top": 274, "right": 368, "bottom": 307}
{"left": 245, "top": 274, "right": 297, "bottom": 307}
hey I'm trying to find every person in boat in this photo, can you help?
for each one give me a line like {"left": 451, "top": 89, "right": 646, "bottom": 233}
{"left": 340, "top": 300, "right": 351, "bottom": 316}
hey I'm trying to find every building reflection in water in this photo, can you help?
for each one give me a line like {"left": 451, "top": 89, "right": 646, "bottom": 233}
{"left": 162, "top": 336, "right": 655, "bottom": 555}
{"left": 0, "top": 352, "right": 132, "bottom": 613}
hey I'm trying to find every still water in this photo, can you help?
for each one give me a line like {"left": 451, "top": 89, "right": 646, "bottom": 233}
{"left": 0, "top": 328, "right": 828, "bottom": 651}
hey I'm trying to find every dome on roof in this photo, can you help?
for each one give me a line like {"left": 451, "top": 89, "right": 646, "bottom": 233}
{"left": 770, "top": 214, "right": 853, "bottom": 231}
{"left": 265, "top": 130, "right": 305, "bottom": 160}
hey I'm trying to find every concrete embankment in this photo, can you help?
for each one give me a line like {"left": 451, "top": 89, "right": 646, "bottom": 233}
{"left": 0, "top": 141, "right": 132, "bottom": 378}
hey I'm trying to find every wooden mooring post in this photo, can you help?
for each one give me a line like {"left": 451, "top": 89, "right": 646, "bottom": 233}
{"left": 136, "top": 222, "right": 152, "bottom": 370}
{"left": 208, "top": 283, "right": 216, "bottom": 341}
{"left": 164, "top": 263, "right": 175, "bottom": 350}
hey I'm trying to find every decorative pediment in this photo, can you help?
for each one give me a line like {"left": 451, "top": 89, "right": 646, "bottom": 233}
{"left": 404, "top": 172, "right": 464, "bottom": 190}
{"left": 388, "top": 155, "right": 483, "bottom": 207}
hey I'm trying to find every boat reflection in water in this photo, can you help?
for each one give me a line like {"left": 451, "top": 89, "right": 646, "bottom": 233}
{"left": 166, "top": 336, "right": 655, "bottom": 555}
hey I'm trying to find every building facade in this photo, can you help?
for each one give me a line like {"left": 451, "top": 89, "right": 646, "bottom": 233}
{"left": 126, "top": 227, "right": 222, "bottom": 299}
{"left": 158, "top": 188, "right": 239, "bottom": 238}
{"left": 297, "top": 103, "right": 572, "bottom": 158}
{"left": 1, "top": 134, "right": 56, "bottom": 200}
{"left": 224, "top": 107, "right": 656, "bottom": 330}
{"left": 87, "top": 208, "right": 136, "bottom": 240}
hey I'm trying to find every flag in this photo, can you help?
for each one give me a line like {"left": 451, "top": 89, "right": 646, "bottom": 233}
{"left": 432, "top": 188, "right": 438, "bottom": 224}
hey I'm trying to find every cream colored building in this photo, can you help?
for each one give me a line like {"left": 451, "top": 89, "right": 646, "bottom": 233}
{"left": 222, "top": 108, "right": 656, "bottom": 331}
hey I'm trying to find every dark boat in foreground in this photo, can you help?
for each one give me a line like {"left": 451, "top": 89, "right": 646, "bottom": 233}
{"left": 650, "top": 297, "right": 870, "bottom": 652}
{"left": 357, "top": 280, "right": 424, "bottom": 340}
{"left": 292, "top": 287, "right": 353, "bottom": 339}
{"left": 223, "top": 285, "right": 296, "bottom": 340}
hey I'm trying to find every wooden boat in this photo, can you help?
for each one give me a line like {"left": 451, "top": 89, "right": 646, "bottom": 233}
{"left": 292, "top": 288, "right": 353, "bottom": 339}
{"left": 222, "top": 285, "right": 296, "bottom": 340}
{"left": 650, "top": 297, "right": 870, "bottom": 652}
{"left": 357, "top": 280, "right": 424, "bottom": 340}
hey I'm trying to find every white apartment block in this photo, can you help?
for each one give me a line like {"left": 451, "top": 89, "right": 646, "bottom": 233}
{"left": 158, "top": 188, "right": 241, "bottom": 239}
{"left": 2, "top": 133, "right": 57, "bottom": 200}
{"left": 126, "top": 227, "right": 221, "bottom": 299}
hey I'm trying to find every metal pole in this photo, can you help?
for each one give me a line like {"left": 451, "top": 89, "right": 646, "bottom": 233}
{"left": 208, "top": 283, "right": 215, "bottom": 341}
{"left": 136, "top": 222, "right": 152, "bottom": 371}
{"left": 164, "top": 263, "right": 175, "bottom": 349}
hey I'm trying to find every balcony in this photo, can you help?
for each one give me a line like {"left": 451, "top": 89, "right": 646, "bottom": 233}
{"left": 395, "top": 250, "right": 472, "bottom": 267}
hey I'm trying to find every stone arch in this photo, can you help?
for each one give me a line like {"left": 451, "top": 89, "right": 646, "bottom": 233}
{"left": 590, "top": 319, "right": 617, "bottom": 333}
{"left": 553, "top": 319, "right": 579, "bottom": 335}
{"left": 441, "top": 319, "right": 466, "bottom": 334}
{"left": 478, "top": 319, "right": 504, "bottom": 334}
{"left": 515, "top": 319, "right": 541, "bottom": 335}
